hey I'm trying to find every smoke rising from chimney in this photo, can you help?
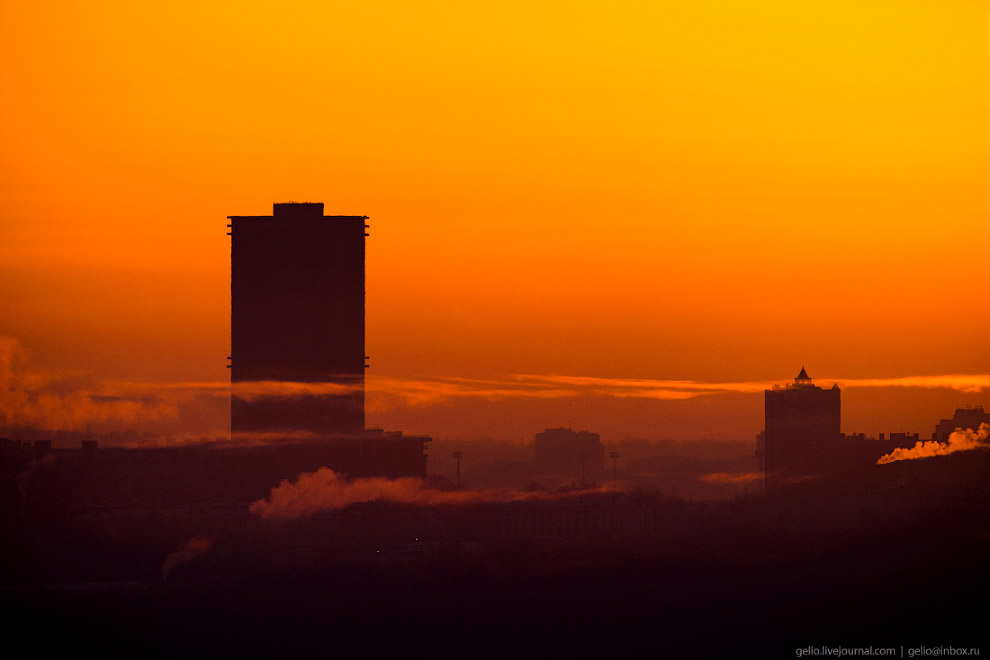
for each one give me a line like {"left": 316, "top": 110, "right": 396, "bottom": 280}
{"left": 162, "top": 535, "right": 214, "bottom": 582}
{"left": 877, "top": 423, "right": 990, "bottom": 464}
{"left": 249, "top": 468, "right": 611, "bottom": 520}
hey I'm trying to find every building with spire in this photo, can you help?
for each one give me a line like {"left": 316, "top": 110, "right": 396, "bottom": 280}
{"left": 763, "top": 367, "right": 841, "bottom": 493}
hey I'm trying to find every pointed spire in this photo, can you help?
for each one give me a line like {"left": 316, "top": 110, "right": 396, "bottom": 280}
{"left": 796, "top": 366, "right": 810, "bottom": 381}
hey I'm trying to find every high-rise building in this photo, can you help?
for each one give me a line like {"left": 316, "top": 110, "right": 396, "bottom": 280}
{"left": 534, "top": 427, "right": 605, "bottom": 484}
{"left": 228, "top": 202, "right": 368, "bottom": 437}
{"left": 763, "top": 367, "right": 841, "bottom": 491}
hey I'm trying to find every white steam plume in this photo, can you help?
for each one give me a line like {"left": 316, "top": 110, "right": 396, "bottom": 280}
{"left": 877, "top": 423, "right": 990, "bottom": 464}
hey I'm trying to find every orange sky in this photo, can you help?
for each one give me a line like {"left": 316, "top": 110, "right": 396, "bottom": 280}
{"left": 2, "top": 1, "right": 988, "bottom": 442}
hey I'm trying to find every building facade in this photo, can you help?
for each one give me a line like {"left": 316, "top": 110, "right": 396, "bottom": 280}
{"left": 534, "top": 427, "right": 605, "bottom": 484}
{"left": 763, "top": 368, "right": 841, "bottom": 491}
{"left": 228, "top": 202, "right": 368, "bottom": 437}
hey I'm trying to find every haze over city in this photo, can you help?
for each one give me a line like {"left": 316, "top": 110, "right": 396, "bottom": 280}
{"left": 2, "top": 2, "right": 988, "bottom": 658}
{"left": 3, "top": 1, "right": 989, "bottom": 446}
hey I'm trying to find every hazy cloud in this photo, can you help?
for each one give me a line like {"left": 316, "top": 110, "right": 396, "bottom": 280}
{"left": 516, "top": 373, "right": 990, "bottom": 399}
{"left": 4, "top": 334, "right": 988, "bottom": 432}
{"left": 250, "top": 468, "right": 611, "bottom": 519}
{"left": 366, "top": 372, "right": 990, "bottom": 410}
{"left": 833, "top": 375, "right": 990, "bottom": 393}
{"left": 365, "top": 375, "right": 579, "bottom": 410}
{"left": 0, "top": 336, "right": 177, "bottom": 431}
{"left": 699, "top": 471, "right": 763, "bottom": 484}
{"left": 120, "top": 380, "right": 361, "bottom": 399}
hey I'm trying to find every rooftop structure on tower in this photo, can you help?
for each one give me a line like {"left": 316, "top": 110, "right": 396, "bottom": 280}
{"left": 763, "top": 367, "right": 841, "bottom": 493}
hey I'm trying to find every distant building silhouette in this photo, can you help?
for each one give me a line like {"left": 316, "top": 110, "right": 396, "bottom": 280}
{"left": 0, "top": 434, "right": 431, "bottom": 516}
{"left": 763, "top": 367, "right": 841, "bottom": 492}
{"left": 228, "top": 202, "right": 367, "bottom": 436}
{"left": 933, "top": 406, "right": 990, "bottom": 442}
{"left": 755, "top": 430, "right": 765, "bottom": 478}
{"left": 534, "top": 428, "right": 604, "bottom": 484}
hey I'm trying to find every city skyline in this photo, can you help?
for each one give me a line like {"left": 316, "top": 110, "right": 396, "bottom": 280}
{"left": 2, "top": 4, "right": 988, "bottom": 655}
{"left": 1, "top": 187, "right": 987, "bottom": 442}
{"left": 3, "top": 2, "right": 989, "bottom": 445}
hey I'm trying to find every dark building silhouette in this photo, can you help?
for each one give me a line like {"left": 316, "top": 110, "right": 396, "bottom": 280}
{"left": 534, "top": 428, "right": 605, "bottom": 483}
{"left": 763, "top": 367, "right": 841, "bottom": 491}
{"left": 226, "top": 202, "right": 429, "bottom": 480}
{"left": 1, "top": 202, "right": 433, "bottom": 513}
{"left": 228, "top": 202, "right": 367, "bottom": 436}
{"left": 0, "top": 434, "right": 430, "bottom": 517}
{"left": 933, "top": 406, "right": 990, "bottom": 441}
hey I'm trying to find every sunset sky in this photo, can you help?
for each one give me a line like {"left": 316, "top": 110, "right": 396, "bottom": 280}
{"left": 2, "top": 1, "right": 988, "bottom": 442}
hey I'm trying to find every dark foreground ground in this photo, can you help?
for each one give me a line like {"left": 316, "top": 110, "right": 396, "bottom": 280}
{"left": 2, "top": 494, "right": 987, "bottom": 659}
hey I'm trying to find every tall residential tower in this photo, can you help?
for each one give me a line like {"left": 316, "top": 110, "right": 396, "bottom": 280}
{"left": 228, "top": 202, "right": 368, "bottom": 437}
{"left": 763, "top": 367, "right": 841, "bottom": 491}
